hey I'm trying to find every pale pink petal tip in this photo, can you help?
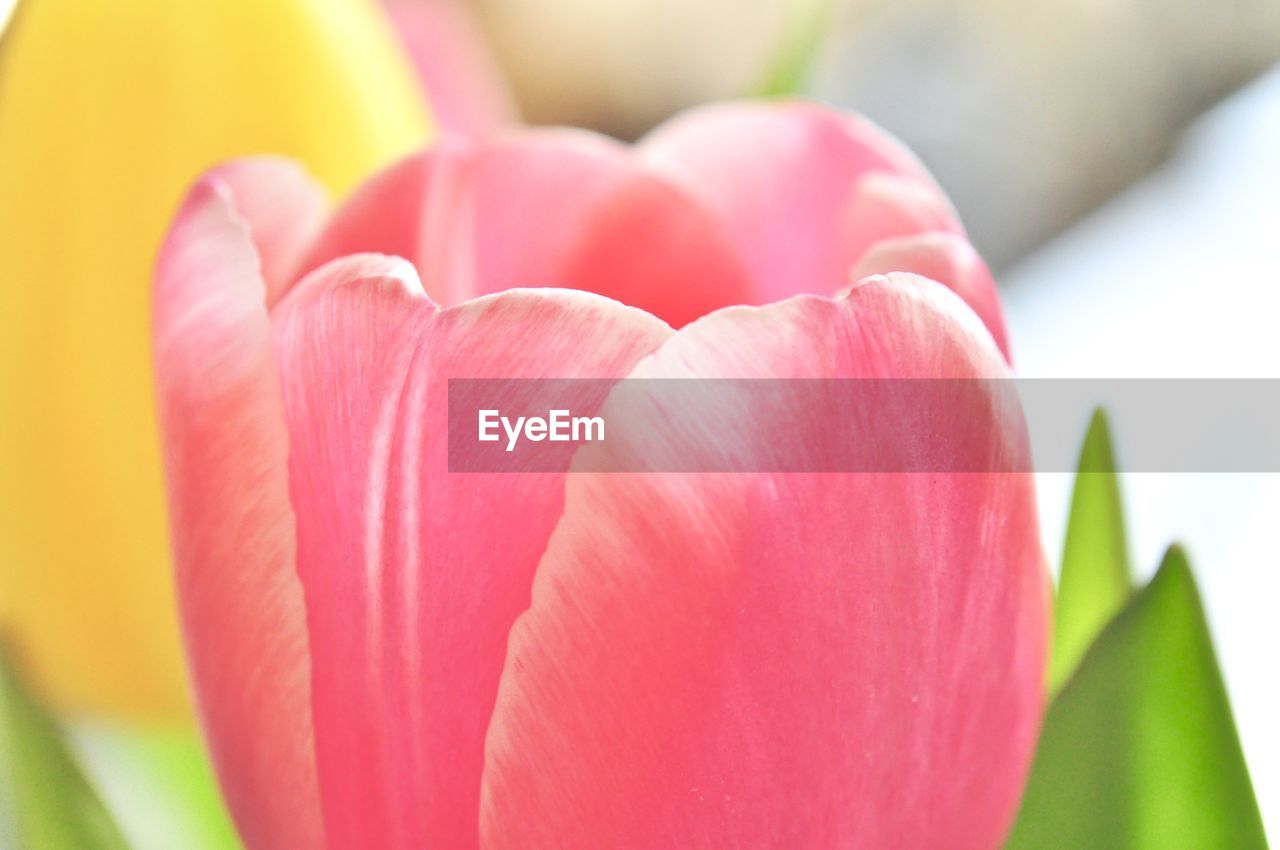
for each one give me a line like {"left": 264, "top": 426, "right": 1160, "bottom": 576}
{"left": 197, "top": 158, "right": 331, "bottom": 305}
{"left": 850, "top": 234, "right": 1011, "bottom": 360}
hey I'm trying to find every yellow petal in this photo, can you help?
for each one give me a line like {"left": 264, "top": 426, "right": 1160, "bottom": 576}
{"left": 0, "top": 0, "right": 430, "bottom": 721}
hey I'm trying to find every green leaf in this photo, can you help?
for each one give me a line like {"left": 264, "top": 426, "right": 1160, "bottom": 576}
{"left": 1006, "top": 547, "right": 1268, "bottom": 849}
{"left": 70, "top": 724, "right": 241, "bottom": 850}
{"left": 751, "top": 0, "right": 835, "bottom": 97}
{"left": 1051, "top": 408, "right": 1133, "bottom": 690}
{"left": 0, "top": 644, "right": 130, "bottom": 849}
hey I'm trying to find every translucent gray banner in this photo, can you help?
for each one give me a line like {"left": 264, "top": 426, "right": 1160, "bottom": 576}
{"left": 446, "top": 379, "right": 1280, "bottom": 473}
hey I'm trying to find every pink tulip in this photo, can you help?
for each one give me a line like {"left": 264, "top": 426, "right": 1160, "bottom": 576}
{"left": 153, "top": 102, "right": 1046, "bottom": 849}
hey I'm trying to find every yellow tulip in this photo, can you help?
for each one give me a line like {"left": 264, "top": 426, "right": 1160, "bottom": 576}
{"left": 0, "top": 0, "right": 430, "bottom": 721}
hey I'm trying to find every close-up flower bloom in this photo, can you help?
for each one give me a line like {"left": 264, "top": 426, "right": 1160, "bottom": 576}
{"left": 152, "top": 102, "right": 1047, "bottom": 848}
{"left": 2, "top": 2, "right": 1272, "bottom": 847}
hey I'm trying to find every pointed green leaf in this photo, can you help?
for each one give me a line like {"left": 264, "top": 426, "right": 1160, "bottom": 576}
{"left": 70, "top": 724, "right": 241, "bottom": 850}
{"left": 0, "top": 645, "right": 130, "bottom": 849}
{"left": 1007, "top": 547, "right": 1267, "bottom": 849}
{"left": 1051, "top": 408, "right": 1133, "bottom": 689}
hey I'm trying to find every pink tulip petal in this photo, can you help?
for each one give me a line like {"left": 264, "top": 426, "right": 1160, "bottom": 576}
{"left": 841, "top": 171, "right": 960, "bottom": 266}
{"left": 294, "top": 153, "right": 435, "bottom": 292}
{"left": 482, "top": 276, "right": 1048, "bottom": 850}
{"left": 839, "top": 173, "right": 1010, "bottom": 354}
{"left": 272, "top": 264, "right": 670, "bottom": 850}
{"left": 457, "top": 132, "right": 637, "bottom": 300}
{"left": 200, "top": 158, "right": 331, "bottom": 305}
{"left": 553, "top": 169, "right": 754, "bottom": 328}
{"left": 382, "top": 0, "right": 518, "bottom": 136}
{"left": 299, "top": 132, "right": 630, "bottom": 302}
{"left": 300, "top": 131, "right": 753, "bottom": 325}
{"left": 639, "top": 101, "right": 944, "bottom": 304}
{"left": 849, "top": 233, "right": 1010, "bottom": 359}
{"left": 153, "top": 179, "right": 324, "bottom": 849}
